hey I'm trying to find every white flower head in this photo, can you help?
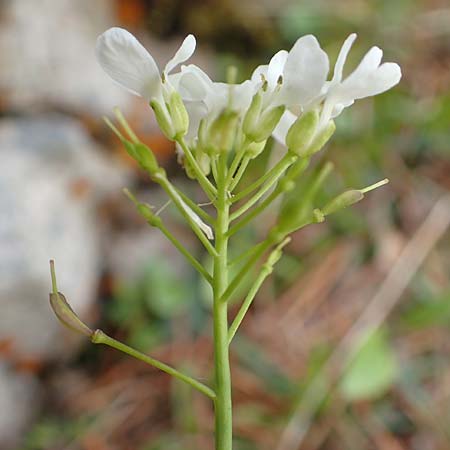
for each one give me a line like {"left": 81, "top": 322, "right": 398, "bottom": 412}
{"left": 96, "top": 27, "right": 196, "bottom": 102}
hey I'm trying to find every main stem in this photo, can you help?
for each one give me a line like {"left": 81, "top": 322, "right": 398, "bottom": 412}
{"left": 213, "top": 155, "right": 232, "bottom": 450}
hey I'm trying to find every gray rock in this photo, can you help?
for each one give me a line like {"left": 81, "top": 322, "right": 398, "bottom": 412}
{"left": 0, "top": 115, "right": 129, "bottom": 359}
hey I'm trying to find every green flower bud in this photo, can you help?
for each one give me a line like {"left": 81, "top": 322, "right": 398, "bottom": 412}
{"left": 167, "top": 91, "right": 189, "bottom": 138}
{"left": 150, "top": 99, "right": 175, "bottom": 139}
{"left": 322, "top": 190, "right": 364, "bottom": 216}
{"left": 286, "top": 110, "right": 319, "bottom": 155}
{"left": 302, "top": 120, "right": 336, "bottom": 157}
{"left": 209, "top": 110, "right": 239, "bottom": 154}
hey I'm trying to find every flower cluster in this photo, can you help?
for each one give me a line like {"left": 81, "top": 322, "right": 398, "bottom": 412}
{"left": 96, "top": 27, "right": 401, "bottom": 157}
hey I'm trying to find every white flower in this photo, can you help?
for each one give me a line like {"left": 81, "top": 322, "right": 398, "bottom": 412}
{"left": 250, "top": 35, "right": 329, "bottom": 109}
{"left": 96, "top": 27, "right": 196, "bottom": 102}
{"left": 318, "top": 33, "right": 402, "bottom": 128}
{"left": 272, "top": 33, "right": 402, "bottom": 144}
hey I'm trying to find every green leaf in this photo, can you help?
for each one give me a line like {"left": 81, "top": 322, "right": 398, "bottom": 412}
{"left": 340, "top": 329, "right": 397, "bottom": 401}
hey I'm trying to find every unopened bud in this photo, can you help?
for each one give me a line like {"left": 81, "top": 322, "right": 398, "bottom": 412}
{"left": 49, "top": 261, "right": 93, "bottom": 337}
{"left": 167, "top": 91, "right": 189, "bottom": 138}
{"left": 286, "top": 110, "right": 319, "bottom": 155}
{"left": 150, "top": 99, "right": 175, "bottom": 139}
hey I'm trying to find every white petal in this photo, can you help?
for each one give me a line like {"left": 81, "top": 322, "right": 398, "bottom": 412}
{"left": 165, "top": 35, "right": 196, "bottom": 74}
{"left": 230, "top": 80, "right": 256, "bottom": 112}
{"left": 338, "top": 61, "right": 401, "bottom": 101}
{"left": 281, "top": 35, "right": 329, "bottom": 106}
{"left": 267, "top": 50, "right": 288, "bottom": 87}
{"left": 177, "top": 65, "right": 213, "bottom": 102}
{"left": 251, "top": 64, "right": 269, "bottom": 85}
{"left": 272, "top": 110, "right": 296, "bottom": 145}
{"left": 96, "top": 27, "right": 161, "bottom": 100}
{"left": 346, "top": 46, "right": 383, "bottom": 79}
{"left": 332, "top": 33, "right": 357, "bottom": 83}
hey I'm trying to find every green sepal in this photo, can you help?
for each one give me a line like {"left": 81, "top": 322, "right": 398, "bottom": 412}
{"left": 151, "top": 99, "right": 175, "bottom": 139}
{"left": 286, "top": 110, "right": 319, "bottom": 155}
{"left": 301, "top": 120, "right": 336, "bottom": 157}
{"left": 168, "top": 91, "right": 189, "bottom": 138}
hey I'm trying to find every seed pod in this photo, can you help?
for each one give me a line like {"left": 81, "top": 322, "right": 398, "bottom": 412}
{"left": 49, "top": 261, "right": 93, "bottom": 337}
{"left": 322, "top": 190, "right": 364, "bottom": 215}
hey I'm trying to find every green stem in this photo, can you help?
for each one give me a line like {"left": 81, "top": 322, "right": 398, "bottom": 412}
{"left": 156, "top": 221, "right": 213, "bottom": 284}
{"left": 228, "top": 238, "right": 289, "bottom": 343}
{"left": 220, "top": 238, "right": 272, "bottom": 303}
{"left": 174, "top": 186, "right": 215, "bottom": 224}
{"left": 154, "top": 172, "right": 219, "bottom": 257}
{"left": 228, "top": 155, "right": 251, "bottom": 192}
{"left": 177, "top": 138, "right": 217, "bottom": 201}
{"left": 228, "top": 267, "right": 270, "bottom": 344}
{"left": 92, "top": 330, "right": 216, "bottom": 400}
{"left": 227, "top": 189, "right": 280, "bottom": 237}
{"left": 225, "top": 148, "right": 246, "bottom": 187}
{"left": 231, "top": 153, "right": 296, "bottom": 204}
{"left": 213, "top": 155, "right": 233, "bottom": 450}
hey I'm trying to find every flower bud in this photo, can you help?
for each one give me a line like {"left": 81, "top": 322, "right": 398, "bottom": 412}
{"left": 167, "top": 91, "right": 189, "bottom": 138}
{"left": 150, "top": 99, "right": 175, "bottom": 139}
{"left": 286, "top": 110, "right": 319, "bottom": 155}
{"left": 209, "top": 110, "right": 239, "bottom": 154}
{"left": 322, "top": 190, "right": 364, "bottom": 216}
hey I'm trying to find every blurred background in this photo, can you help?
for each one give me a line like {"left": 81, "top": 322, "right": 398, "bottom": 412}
{"left": 0, "top": 0, "right": 449, "bottom": 449}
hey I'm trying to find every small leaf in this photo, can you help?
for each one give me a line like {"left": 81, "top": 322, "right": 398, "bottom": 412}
{"left": 340, "top": 329, "right": 397, "bottom": 401}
